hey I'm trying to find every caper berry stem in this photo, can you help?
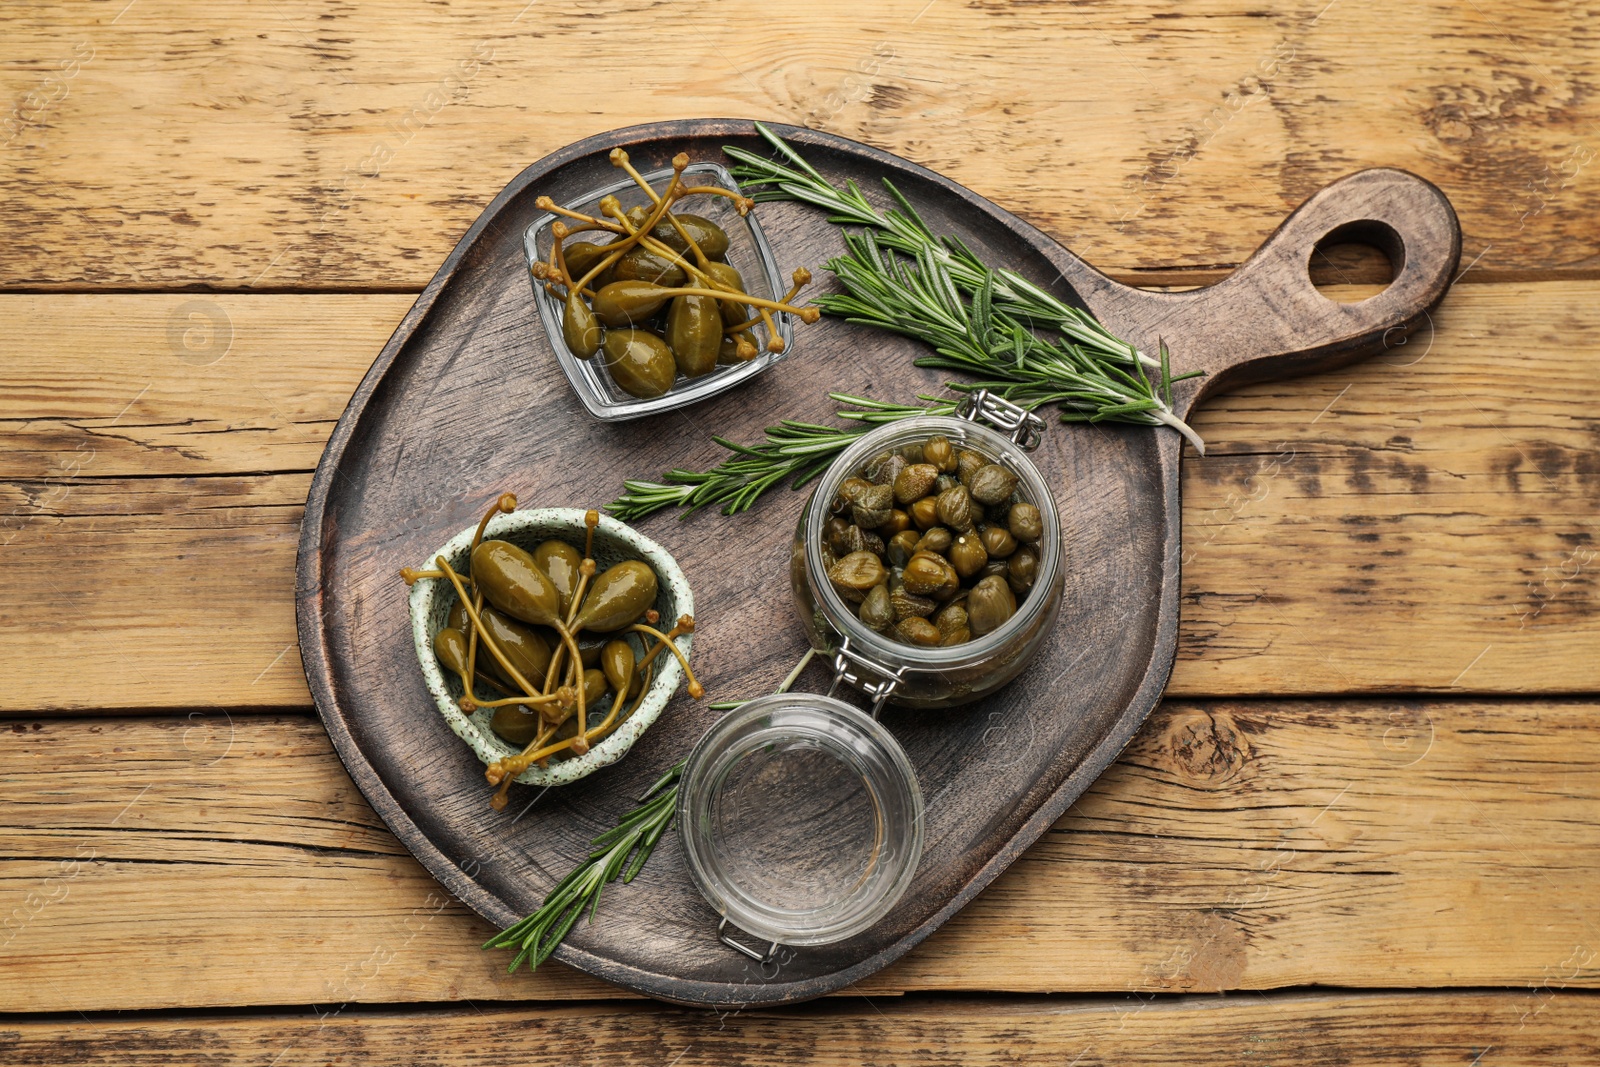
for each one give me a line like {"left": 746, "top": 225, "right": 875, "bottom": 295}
{"left": 469, "top": 693, "right": 566, "bottom": 709}
{"left": 471, "top": 493, "right": 517, "bottom": 555}
{"left": 399, "top": 567, "right": 443, "bottom": 584}
{"left": 578, "top": 682, "right": 631, "bottom": 752}
{"left": 624, "top": 286, "right": 820, "bottom": 323}
{"left": 462, "top": 495, "right": 516, "bottom": 702}
{"left": 535, "top": 197, "right": 626, "bottom": 233}
{"left": 606, "top": 210, "right": 723, "bottom": 295}
{"left": 570, "top": 164, "right": 685, "bottom": 294}
{"left": 582, "top": 509, "right": 599, "bottom": 559}
{"left": 632, "top": 613, "right": 695, "bottom": 681}
{"left": 463, "top": 587, "right": 484, "bottom": 704}
{"left": 624, "top": 622, "right": 704, "bottom": 699}
{"left": 499, "top": 662, "right": 654, "bottom": 777}
{"left": 723, "top": 267, "right": 813, "bottom": 334}
{"left": 676, "top": 185, "right": 754, "bottom": 215}
{"left": 436, "top": 556, "right": 568, "bottom": 710}
{"left": 550, "top": 221, "right": 576, "bottom": 290}
{"left": 609, "top": 148, "right": 716, "bottom": 271}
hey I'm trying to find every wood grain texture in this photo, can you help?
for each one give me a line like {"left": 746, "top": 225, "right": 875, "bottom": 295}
{"left": 2, "top": 992, "right": 1597, "bottom": 1065}
{"left": 3, "top": 700, "right": 1596, "bottom": 1012}
{"left": 0, "top": 1, "right": 1593, "bottom": 289}
{"left": 3, "top": 280, "right": 1596, "bottom": 712}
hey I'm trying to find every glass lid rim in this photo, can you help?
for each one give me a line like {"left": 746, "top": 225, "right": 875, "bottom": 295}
{"left": 677, "top": 692, "right": 925, "bottom": 944}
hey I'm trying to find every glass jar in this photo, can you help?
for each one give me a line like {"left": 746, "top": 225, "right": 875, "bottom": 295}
{"left": 677, "top": 692, "right": 924, "bottom": 953}
{"left": 790, "top": 395, "right": 1064, "bottom": 710}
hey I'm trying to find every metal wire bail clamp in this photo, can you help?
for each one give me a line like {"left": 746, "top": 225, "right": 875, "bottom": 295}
{"left": 956, "top": 388, "right": 1046, "bottom": 451}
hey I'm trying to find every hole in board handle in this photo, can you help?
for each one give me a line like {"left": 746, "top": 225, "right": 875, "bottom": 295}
{"left": 1310, "top": 219, "right": 1403, "bottom": 303}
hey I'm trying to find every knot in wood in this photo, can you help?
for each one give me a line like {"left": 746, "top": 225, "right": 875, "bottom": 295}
{"left": 1157, "top": 707, "right": 1251, "bottom": 787}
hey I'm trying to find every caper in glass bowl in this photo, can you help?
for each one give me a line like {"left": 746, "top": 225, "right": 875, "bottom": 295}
{"left": 791, "top": 417, "right": 1063, "bottom": 709}
{"left": 408, "top": 507, "right": 693, "bottom": 788}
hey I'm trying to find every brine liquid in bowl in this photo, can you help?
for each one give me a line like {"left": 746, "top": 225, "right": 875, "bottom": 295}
{"left": 678, "top": 694, "right": 923, "bottom": 947}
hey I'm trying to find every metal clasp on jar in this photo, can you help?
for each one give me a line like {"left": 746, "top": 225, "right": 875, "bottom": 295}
{"left": 826, "top": 635, "right": 909, "bottom": 719}
{"left": 957, "top": 388, "right": 1046, "bottom": 451}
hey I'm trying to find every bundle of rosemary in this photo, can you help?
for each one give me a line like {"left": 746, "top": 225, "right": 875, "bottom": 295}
{"left": 610, "top": 124, "right": 1203, "bottom": 522}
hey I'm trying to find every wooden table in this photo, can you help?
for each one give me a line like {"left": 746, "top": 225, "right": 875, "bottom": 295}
{"left": 3, "top": 1, "right": 1597, "bottom": 1061}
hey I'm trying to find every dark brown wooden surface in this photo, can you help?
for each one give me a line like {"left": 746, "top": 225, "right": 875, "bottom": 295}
{"left": 296, "top": 120, "right": 1461, "bottom": 1006}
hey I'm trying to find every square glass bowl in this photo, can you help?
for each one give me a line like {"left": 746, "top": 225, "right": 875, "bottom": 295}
{"left": 523, "top": 161, "right": 794, "bottom": 421}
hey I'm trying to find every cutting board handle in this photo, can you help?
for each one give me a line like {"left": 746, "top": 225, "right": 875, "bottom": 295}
{"left": 1055, "top": 168, "right": 1462, "bottom": 419}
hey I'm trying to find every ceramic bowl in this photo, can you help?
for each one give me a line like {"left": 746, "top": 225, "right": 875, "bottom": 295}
{"left": 407, "top": 507, "right": 693, "bottom": 787}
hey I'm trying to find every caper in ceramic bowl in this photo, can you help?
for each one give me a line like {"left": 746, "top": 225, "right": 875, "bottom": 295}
{"left": 408, "top": 507, "right": 693, "bottom": 788}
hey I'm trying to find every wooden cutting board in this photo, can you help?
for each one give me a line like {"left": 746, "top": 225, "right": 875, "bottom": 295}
{"left": 295, "top": 119, "right": 1460, "bottom": 1007}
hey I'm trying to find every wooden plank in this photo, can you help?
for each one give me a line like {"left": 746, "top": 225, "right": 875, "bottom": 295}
{"left": 3, "top": 281, "right": 1597, "bottom": 708}
{"left": 1, "top": 992, "right": 1596, "bottom": 1065}
{"left": 0, "top": 1, "right": 1596, "bottom": 289}
{"left": 2, "top": 701, "right": 1597, "bottom": 1012}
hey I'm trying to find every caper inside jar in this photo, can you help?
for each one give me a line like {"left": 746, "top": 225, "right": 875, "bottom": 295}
{"left": 819, "top": 435, "right": 1045, "bottom": 648}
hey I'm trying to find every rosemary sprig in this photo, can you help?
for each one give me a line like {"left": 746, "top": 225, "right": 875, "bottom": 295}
{"left": 826, "top": 229, "right": 1198, "bottom": 441}
{"left": 723, "top": 123, "right": 1205, "bottom": 451}
{"left": 484, "top": 760, "right": 683, "bottom": 974}
{"left": 609, "top": 394, "right": 961, "bottom": 521}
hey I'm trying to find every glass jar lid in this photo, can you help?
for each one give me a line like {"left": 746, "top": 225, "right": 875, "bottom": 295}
{"left": 677, "top": 693, "right": 924, "bottom": 947}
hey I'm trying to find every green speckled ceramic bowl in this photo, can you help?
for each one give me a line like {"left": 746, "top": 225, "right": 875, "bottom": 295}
{"left": 407, "top": 508, "right": 693, "bottom": 787}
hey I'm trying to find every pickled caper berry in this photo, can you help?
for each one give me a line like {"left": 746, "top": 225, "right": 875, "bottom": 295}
{"left": 914, "top": 527, "right": 953, "bottom": 556}
{"left": 858, "top": 582, "right": 893, "bottom": 632}
{"left": 893, "top": 463, "right": 938, "bottom": 505}
{"left": 948, "top": 532, "right": 988, "bottom": 579}
{"left": 592, "top": 280, "right": 670, "bottom": 327}
{"left": 472, "top": 539, "right": 563, "bottom": 628}
{"left": 613, "top": 245, "right": 686, "bottom": 287}
{"left": 902, "top": 550, "right": 959, "bottom": 599}
{"left": 601, "top": 328, "right": 677, "bottom": 399}
{"left": 491, "top": 704, "right": 543, "bottom": 746}
{"left": 886, "top": 529, "right": 921, "bottom": 567}
{"left": 979, "top": 523, "right": 1018, "bottom": 560}
{"left": 562, "top": 290, "right": 602, "bottom": 358}
{"left": 936, "top": 484, "right": 976, "bottom": 531}
{"left": 880, "top": 509, "right": 911, "bottom": 537}
{"left": 700, "top": 260, "right": 749, "bottom": 325}
{"left": 828, "top": 550, "right": 886, "bottom": 602}
{"left": 850, "top": 483, "right": 893, "bottom": 529}
{"left": 649, "top": 212, "right": 731, "bottom": 260}
{"left": 923, "top": 435, "right": 957, "bottom": 473}
{"left": 1008, "top": 545, "right": 1039, "bottom": 596}
{"left": 894, "top": 616, "right": 942, "bottom": 646}
{"left": 574, "top": 560, "right": 659, "bottom": 633}
{"left": 533, "top": 539, "right": 583, "bottom": 618}
{"left": 969, "top": 463, "right": 1019, "bottom": 506}
{"left": 666, "top": 294, "right": 721, "bottom": 378}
